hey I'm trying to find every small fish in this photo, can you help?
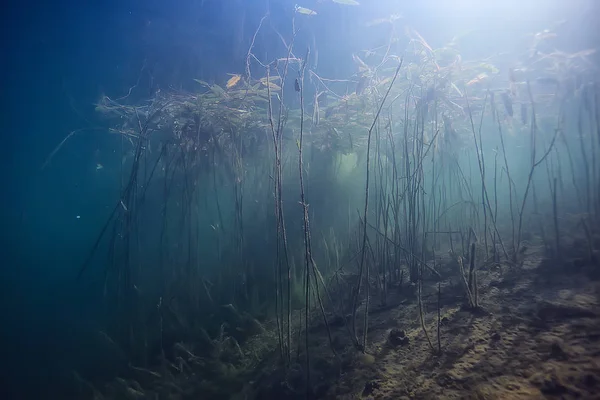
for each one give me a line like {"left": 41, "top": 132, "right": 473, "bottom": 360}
{"left": 96, "top": 163, "right": 104, "bottom": 170}
{"left": 226, "top": 74, "right": 241, "bottom": 89}
{"left": 265, "top": 82, "right": 282, "bottom": 91}
{"left": 294, "top": 78, "right": 300, "bottom": 92}
{"left": 501, "top": 91, "right": 513, "bottom": 117}
{"left": 520, "top": 103, "right": 528, "bottom": 125}
{"left": 332, "top": 0, "right": 360, "bottom": 5}
{"left": 295, "top": 5, "right": 317, "bottom": 15}
{"left": 193, "top": 78, "right": 211, "bottom": 88}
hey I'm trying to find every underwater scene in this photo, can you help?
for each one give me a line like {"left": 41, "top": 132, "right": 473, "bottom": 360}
{"left": 3, "top": 0, "right": 600, "bottom": 398}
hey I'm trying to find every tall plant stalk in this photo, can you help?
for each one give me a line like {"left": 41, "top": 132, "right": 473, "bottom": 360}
{"left": 353, "top": 59, "right": 402, "bottom": 351}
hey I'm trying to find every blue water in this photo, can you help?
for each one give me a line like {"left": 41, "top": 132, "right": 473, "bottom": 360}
{"left": 2, "top": 0, "right": 598, "bottom": 398}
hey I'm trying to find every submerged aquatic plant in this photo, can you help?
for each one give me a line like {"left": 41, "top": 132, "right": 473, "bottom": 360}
{"left": 53, "top": 7, "right": 600, "bottom": 398}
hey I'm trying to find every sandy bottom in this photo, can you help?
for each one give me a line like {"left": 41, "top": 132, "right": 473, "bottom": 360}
{"left": 309, "top": 253, "right": 600, "bottom": 400}
{"left": 90, "top": 247, "right": 600, "bottom": 400}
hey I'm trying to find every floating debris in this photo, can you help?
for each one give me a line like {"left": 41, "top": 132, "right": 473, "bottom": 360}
{"left": 295, "top": 5, "right": 317, "bottom": 15}
{"left": 467, "top": 73, "right": 488, "bottom": 86}
{"left": 332, "top": 0, "right": 360, "bottom": 5}
{"left": 365, "top": 14, "right": 402, "bottom": 27}
{"left": 226, "top": 74, "right": 241, "bottom": 89}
